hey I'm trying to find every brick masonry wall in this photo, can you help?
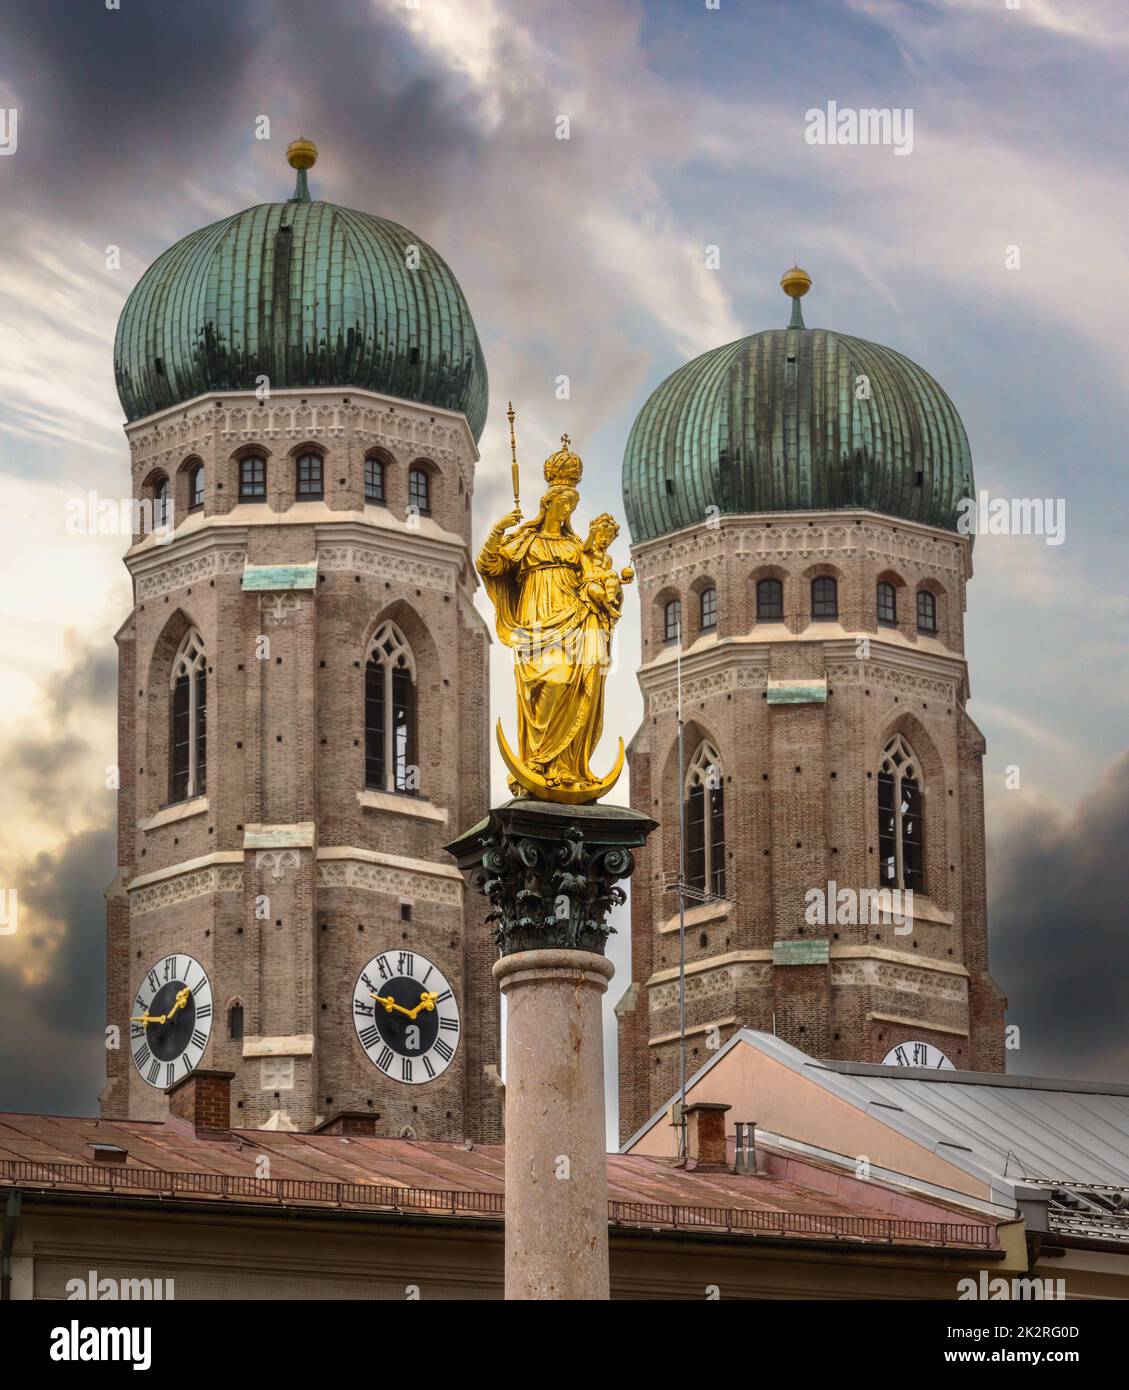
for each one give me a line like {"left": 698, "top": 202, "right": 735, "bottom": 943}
{"left": 104, "top": 389, "right": 502, "bottom": 1141}
{"left": 618, "top": 512, "right": 1005, "bottom": 1144}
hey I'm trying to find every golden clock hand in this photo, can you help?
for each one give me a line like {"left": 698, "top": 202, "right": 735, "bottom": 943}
{"left": 164, "top": 986, "right": 191, "bottom": 1021}
{"left": 130, "top": 1012, "right": 167, "bottom": 1025}
{"left": 370, "top": 992, "right": 414, "bottom": 1017}
{"left": 406, "top": 991, "right": 440, "bottom": 1020}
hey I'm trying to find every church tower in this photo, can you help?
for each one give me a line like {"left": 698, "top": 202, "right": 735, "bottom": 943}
{"left": 616, "top": 269, "right": 1007, "bottom": 1143}
{"left": 102, "top": 142, "right": 502, "bottom": 1140}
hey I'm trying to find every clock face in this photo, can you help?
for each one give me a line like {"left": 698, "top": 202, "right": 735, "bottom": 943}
{"left": 130, "top": 953, "right": 213, "bottom": 1089}
{"left": 883, "top": 1040, "right": 954, "bottom": 1070}
{"left": 352, "top": 950, "right": 460, "bottom": 1085}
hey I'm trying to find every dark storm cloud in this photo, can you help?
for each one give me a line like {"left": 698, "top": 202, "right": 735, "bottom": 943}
{"left": 0, "top": 0, "right": 265, "bottom": 217}
{"left": 0, "top": 827, "right": 113, "bottom": 1114}
{"left": 990, "top": 751, "right": 1129, "bottom": 1083}
{"left": 45, "top": 643, "right": 117, "bottom": 718}
{"left": 0, "top": 0, "right": 480, "bottom": 233}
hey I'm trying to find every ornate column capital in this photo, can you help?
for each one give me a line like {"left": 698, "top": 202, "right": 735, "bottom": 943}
{"left": 446, "top": 798, "right": 657, "bottom": 958}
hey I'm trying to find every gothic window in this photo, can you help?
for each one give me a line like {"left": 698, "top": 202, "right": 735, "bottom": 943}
{"left": 365, "top": 621, "right": 418, "bottom": 794}
{"left": 296, "top": 452, "right": 324, "bottom": 499}
{"left": 664, "top": 598, "right": 682, "bottom": 644}
{"left": 811, "top": 575, "right": 838, "bottom": 619}
{"left": 917, "top": 589, "right": 938, "bottom": 633}
{"left": 756, "top": 577, "right": 783, "bottom": 619}
{"left": 408, "top": 467, "right": 431, "bottom": 516}
{"left": 877, "top": 581, "right": 897, "bottom": 625}
{"left": 152, "top": 475, "right": 170, "bottom": 530}
{"left": 189, "top": 463, "right": 205, "bottom": 512}
{"left": 170, "top": 628, "right": 207, "bottom": 802}
{"left": 229, "top": 1003, "right": 244, "bottom": 1042}
{"left": 686, "top": 741, "right": 726, "bottom": 898}
{"left": 878, "top": 734, "right": 924, "bottom": 893}
{"left": 365, "top": 454, "right": 386, "bottom": 504}
{"left": 240, "top": 455, "right": 266, "bottom": 500}
{"left": 700, "top": 586, "right": 718, "bottom": 632}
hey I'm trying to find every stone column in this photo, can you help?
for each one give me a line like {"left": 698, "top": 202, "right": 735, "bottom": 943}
{"left": 447, "top": 797, "right": 655, "bottom": 1302}
{"left": 494, "top": 949, "right": 613, "bottom": 1300}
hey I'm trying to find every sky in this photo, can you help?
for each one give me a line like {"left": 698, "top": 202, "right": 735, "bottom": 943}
{"left": 0, "top": 0, "right": 1127, "bottom": 1130}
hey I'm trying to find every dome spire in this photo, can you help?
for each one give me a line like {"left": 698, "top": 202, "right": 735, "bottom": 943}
{"left": 780, "top": 265, "right": 812, "bottom": 329}
{"left": 286, "top": 137, "right": 317, "bottom": 203}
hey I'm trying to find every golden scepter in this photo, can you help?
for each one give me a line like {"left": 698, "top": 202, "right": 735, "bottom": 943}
{"left": 506, "top": 400, "right": 520, "bottom": 509}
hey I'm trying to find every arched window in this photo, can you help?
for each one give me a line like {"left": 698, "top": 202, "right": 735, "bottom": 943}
{"left": 686, "top": 741, "right": 726, "bottom": 898}
{"left": 917, "top": 589, "right": 937, "bottom": 633}
{"left": 811, "top": 575, "right": 838, "bottom": 619}
{"left": 700, "top": 586, "right": 718, "bottom": 632}
{"left": 239, "top": 455, "right": 267, "bottom": 500}
{"left": 877, "top": 581, "right": 897, "bottom": 625}
{"left": 365, "top": 621, "right": 418, "bottom": 794}
{"left": 228, "top": 1003, "right": 244, "bottom": 1042}
{"left": 188, "top": 463, "right": 205, "bottom": 512}
{"left": 296, "top": 452, "right": 324, "bottom": 500}
{"left": 408, "top": 467, "right": 431, "bottom": 517}
{"left": 664, "top": 598, "right": 682, "bottom": 644}
{"left": 365, "top": 455, "right": 386, "bottom": 504}
{"left": 756, "top": 578, "right": 783, "bottom": 620}
{"left": 878, "top": 734, "right": 924, "bottom": 893}
{"left": 152, "top": 475, "right": 170, "bottom": 530}
{"left": 170, "top": 628, "right": 207, "bottom": 802}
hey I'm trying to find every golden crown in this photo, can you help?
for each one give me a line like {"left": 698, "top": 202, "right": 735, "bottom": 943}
{"left": 543, "top": 433, "right": 583, "bottom": 487}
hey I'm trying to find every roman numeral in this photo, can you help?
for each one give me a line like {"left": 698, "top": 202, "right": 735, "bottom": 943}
{"left": 147, "top": 970, "right": 159, "bottom": 993}
{"left": 147, "top": 1060, "right": 160, "bottom": 1085}
{"left": 375, "top": 955, "right": 391, "bottom": 981}
{"left": 195, "top": 1003, "right": 212, "bottom": 1019}
{"left": 166, "top": 1063, "right": 175, "bottom": 1087}
{"left": 434, "top": 1038, "right": 453, "bottom": 1063}
{"left": 894, "top": 1045, "right": 909, "bottom": 1066}
{"left": 354, "top": 1000, "right": 374, "bottom": 1017}
{"left": 439, "top": 1016, "right": 459, "bottom": 1033}
{"left": 421, "top": 964, "right": 433, "bottom": 986}
{"left": 134, "top": 1043, "right": 151, "bottom": 1069}
{"left": 423, "top": 1055, "right": 435, "bottom": 1079}
{"left": 191, "top": 1028, "right": 208, "bottom": 1049}
{"left": 358, "top": 1025, "right": 380, "bottom": 1050}
{"left": 376, "top": 1046, "right": 394, "bottom": 1074}
{"left": 181, "top": 1052, "right": 195, "bottom": 1074}
{"left": 401, "top": 1058, "right": 412, "bottom": 1083}
{"left": 361, "top": 972, "right": 375, "bottom": 992}
{"left": 434, "top": 990, "right": 452, "bottom": 1005}
{"left": 163, "top": 956, "right": 177, "bottom": 981}
{"left": 397, "top": 952, "right": 414, "bottom": 978}
{"left": 191, "top": 975, "right": 206, "bottom": 995}
{"left": 129, "top": 1023, "right": 144, "bottom": 1040}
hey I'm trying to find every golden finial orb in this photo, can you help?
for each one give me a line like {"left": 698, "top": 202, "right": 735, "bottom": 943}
{"left": 780, "top": 265, "right": 812, "bottom": 298}
{"left": 286, "top": 137, "right": 318, "bottom": 171}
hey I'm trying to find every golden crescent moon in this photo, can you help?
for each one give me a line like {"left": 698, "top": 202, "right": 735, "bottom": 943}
{"left": 496, "top": 720, "right": 624, "bottom": 805}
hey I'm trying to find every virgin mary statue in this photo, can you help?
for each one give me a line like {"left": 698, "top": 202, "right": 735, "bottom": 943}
{"left": 477, "top": 437, "right": 633, "bottom": 803}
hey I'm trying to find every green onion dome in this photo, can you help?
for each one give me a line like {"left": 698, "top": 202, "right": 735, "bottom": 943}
{"left": 114, "top": 140, "right": 488, "bottom": 439}
{"left": 622, "top": 269, "right": 972, "bottom": 541}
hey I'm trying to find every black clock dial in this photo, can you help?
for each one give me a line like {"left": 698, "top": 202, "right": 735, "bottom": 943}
{"left": 353, "top": 951, "right": 460, "bottom": 1085}
{"left": 130, "top": 954, "right": 213, "bottom": 1089}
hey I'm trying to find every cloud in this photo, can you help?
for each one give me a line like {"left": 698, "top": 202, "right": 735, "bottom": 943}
{"left": 990, "top": 750, "right": 1129, "bottom": 1082}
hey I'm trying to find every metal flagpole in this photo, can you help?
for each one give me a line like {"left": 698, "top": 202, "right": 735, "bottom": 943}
{"left": 676, "top": 617, "right": 687, "bottom": 1160}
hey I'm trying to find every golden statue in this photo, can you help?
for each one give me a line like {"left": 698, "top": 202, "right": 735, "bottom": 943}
{"left": 478, "top": 427, "right": 634, "bottom": 805}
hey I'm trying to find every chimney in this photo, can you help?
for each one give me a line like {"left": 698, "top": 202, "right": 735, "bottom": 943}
{"left": 684, "top": 1101, "right": 730, "bottom": 1168}
{"left": 167, "top": 1070, "right": 234, "bottom": 1136}
{"left": 311, "top": 1111, "right": 381, "bottom": 1137}
{"left": 733, "top": 1120, "right": 759, "bottom": 1174}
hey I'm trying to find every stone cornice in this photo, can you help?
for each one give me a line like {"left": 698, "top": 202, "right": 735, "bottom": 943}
{"left": 630, "top": 511, "right": 972, "bottom": 585}
{"left": 124, "top": 386, "right": 480, "bottom": 467}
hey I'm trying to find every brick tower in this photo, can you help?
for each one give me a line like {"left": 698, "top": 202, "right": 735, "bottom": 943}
{"left": 102, "top": 142, "right": 502, "bottom": 1140}
{"left": 616, "top": 269, "right": 1006, "bottom": 1143}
